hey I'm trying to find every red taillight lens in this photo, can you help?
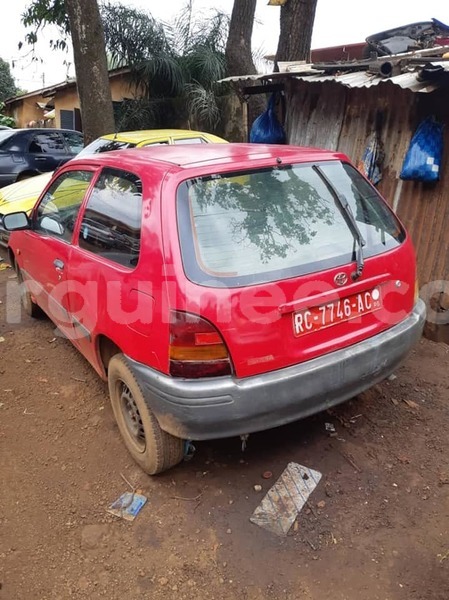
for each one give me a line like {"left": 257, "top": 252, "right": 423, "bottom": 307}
{"left": 169, "top": 310, "right": 232, "bottom": 378}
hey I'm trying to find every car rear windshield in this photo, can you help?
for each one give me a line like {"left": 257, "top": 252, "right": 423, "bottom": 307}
{"left": 177, "top": 160, "right": 405, "bottom": 287}
{"left": 77, "top": 137, "right": 136, "bottom": 157}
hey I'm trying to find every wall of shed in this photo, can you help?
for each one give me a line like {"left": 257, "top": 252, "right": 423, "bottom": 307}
{"left": 285, "top": 79, "right": 449, "bottom": 295}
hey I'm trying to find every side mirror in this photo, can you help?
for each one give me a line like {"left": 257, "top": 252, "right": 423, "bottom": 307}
{"left": 40, "top": 216, "right": 64, "bottom": 236}
{"left": 2, "top": 212, "right": 30, "bottom": 231}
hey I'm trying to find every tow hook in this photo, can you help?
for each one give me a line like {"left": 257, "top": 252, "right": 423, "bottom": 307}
{"left": 183, "top": 440, "right": 196, "bottom": 461}
{"left": 240, "top": 434, "right": 250, "bottom": 452}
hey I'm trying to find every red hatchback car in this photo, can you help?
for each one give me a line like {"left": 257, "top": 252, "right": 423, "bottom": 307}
{"left": 4, "top": 144, "right": 425, "bottom": 474}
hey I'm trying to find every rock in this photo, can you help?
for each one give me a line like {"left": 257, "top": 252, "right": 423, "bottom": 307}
{"left": 254, "top": 485, "right": 262, "bottom": 492}
{"left": 80, "top": 524, "right": 109, "bottom": 550}
{"left": 226, "top": 528, "right": 232, "bottom": 534}
{"left": 317, "top": 500, "right": 326, "bottom": 509}
{"left": 159, "top": 577, "right": 168, "bottom": 586}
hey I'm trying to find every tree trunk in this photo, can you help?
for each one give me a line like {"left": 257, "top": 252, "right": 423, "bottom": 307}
{"left": 225, "top": 0, "right": 265, "bottom": 141}
{"left": 275, "top": 0, "right": 318, "bottom": 65}
{"left": 65, "top": 0, "right": 115, "bottom": 144}
{"left": 225, "top": 0, "right": 258, "bottom": 76}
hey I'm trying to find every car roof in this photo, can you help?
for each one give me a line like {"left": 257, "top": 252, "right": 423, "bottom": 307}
{"left": 2, "top": 128, "right": 82, "bottom": 134}
{"left": 101, "top": 129, "right": 221, "bottom": 143}
{"left": 68, "top": 143, "right": 346, "bottom": 171}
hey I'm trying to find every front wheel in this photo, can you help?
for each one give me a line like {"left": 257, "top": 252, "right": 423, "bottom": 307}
{"left": 108, "top": 354, "right": 184, "bottom": 475}
{"left": 17, "top": 267, "right": 43, "bottom": 319}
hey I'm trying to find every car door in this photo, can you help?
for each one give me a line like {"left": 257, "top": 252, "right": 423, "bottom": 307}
{"left": 19, "top": 168, "right": 96, "bottom": 337}
{"left": 27, "top": 131, "right": 70, "bottom": 173}
{"left": 66, "top": 167, "right": 144, "bottom": 364}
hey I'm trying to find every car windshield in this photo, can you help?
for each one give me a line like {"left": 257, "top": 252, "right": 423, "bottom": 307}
{"left": 177, "top": 160, "right": 405, "bottom": 287}
{"left": 77, "top": 137, "right": 136, "bottom": 157}
{"left": 0, "top": 130, "right": 16, "bottom": 147}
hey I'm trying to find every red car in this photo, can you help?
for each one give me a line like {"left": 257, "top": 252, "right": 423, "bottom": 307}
{"left": 4, "top": 144, "right": 425, "bottom": 474}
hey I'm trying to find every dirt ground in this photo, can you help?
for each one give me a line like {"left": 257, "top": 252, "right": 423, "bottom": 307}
{"left": 1, "top": 259, "right": 449, "bottom": 600}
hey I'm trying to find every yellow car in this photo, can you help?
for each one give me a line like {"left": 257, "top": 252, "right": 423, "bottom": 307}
{"left": 0, "top": 129, "right": 227, "bottom": 246}
{"left": 78, "top": 129, "right": 227, "bottom": 155}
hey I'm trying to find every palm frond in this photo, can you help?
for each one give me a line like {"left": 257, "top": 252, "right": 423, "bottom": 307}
{"left": 131, "top": 56, "right": 186, "bottom": 98}
{"left": 185, "top": 83, "right": 221, "bottom": 129}
{"left": 183, "top": 47, "right": 226, "bottom": 89}
{"left": 101, "top": 1, "right": 170, "bottom": 67}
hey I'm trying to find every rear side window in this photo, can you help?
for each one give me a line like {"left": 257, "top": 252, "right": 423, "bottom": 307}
{"left": 78, "top": 168, "right": 142, "bottom": 268}
{"left": 35, "top": 170, "right": 93, "bottom": 242}
{"left": 177, "top": 161, "right": 405, "bottom": 287}
{"left": 61, "top": 131, "right": 84, "bottom": 154}
{"left": 173, "top": 138, "right": 205, "bottom": 145}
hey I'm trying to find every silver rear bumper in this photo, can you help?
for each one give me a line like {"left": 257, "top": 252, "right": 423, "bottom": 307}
{"left": 127, "top": 299, "right": 426, "bottom": 440}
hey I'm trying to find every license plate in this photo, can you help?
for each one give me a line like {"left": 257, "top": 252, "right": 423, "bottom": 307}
{"left": 293, "top": 287, "right": 382, "bottom": 336}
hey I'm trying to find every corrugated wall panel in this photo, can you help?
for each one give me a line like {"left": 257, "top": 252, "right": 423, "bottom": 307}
{"left": 285, "top": 80, "right": 449, "bottom": 285}
{"left": 285, "top": 80, "right": 346, "bottom": 150}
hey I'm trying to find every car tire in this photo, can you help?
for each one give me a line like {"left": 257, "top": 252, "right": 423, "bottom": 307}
{"left": 17, "top": 267, "right": 43, "bottom": 319}
{"left": 15, "top": 171, "right": 36, "bottom": 182}
{"left": 108, "top": 354, "right": 184, "bottom": 475}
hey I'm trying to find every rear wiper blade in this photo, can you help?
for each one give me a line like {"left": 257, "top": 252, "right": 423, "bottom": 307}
{"left": 314, "top": 166, "right": 366, "bottom": 280}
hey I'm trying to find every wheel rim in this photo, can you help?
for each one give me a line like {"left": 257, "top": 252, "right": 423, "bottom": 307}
{"left": 118, "top": 381, "right": 146, "bottom": 453}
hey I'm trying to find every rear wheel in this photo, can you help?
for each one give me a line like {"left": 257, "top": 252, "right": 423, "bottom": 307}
{"left": 17, "top": 267, "right": 43, "bottom": 318}
{"left": 108, "top": 354, "right": 184, "bottom": 475}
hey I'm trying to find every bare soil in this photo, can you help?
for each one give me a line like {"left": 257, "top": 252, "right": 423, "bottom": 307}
{"left": 1, "top": 260, "right": 449, "bottom": 600}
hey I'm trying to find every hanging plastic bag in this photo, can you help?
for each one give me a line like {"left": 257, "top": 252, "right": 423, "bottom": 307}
{"left": 358, "top": 132, "right": 385, "bottom": 185}
{"left": 249, "top": 93, "right": 286, "bottom": 144}
{"left": 400, "top": 116, "right": 444, "bottom": 182}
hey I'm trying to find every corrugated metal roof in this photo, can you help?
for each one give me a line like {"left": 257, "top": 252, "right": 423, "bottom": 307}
{"left": 220, "top": 60, "right": 449, "bottom": 94}
{"left": 293, "top": 69, "right": 444, "bottom": 93}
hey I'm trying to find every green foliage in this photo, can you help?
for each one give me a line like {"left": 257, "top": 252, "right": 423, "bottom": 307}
{"left": 20, "top": 0, "right": 69, "bottom": 50}
{"left": 0, "top": 102, "right": 15, "bottom": 127}
{"left": 101, "top": 1, "right": 230, "bottom": 132}
{"left": 0, "top": 59, "right": 18, "bottom": 102}
{"left": 21, "top": 0, "right": 231, "bottom": 132}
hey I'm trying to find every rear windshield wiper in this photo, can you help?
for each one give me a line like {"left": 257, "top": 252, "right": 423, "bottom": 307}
{"left": 314, "top": 166, "right": 366, "bottom": 281}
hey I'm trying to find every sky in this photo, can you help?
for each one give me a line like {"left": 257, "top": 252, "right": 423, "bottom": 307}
{"left": 1, "top": 0, "right": 448, "bottom": 92}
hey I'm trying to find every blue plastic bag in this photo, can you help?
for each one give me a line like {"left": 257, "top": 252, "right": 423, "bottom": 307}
{"left": 250, "top": 93, "right": 286, "bottom": 144}
{"left": 400, "top": 117, "right": 444, "bottom": 182}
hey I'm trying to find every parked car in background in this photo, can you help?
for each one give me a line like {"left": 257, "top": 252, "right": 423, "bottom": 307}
{"left": 0, "top": 172, "right": 53, "bottom": 247}
{"left": 0, "top": 129, "right": 227, "bottom": 247}
{"left": 77, "top": 129, "right": 227, "bottom": 157}
{"left": 0, "top": 128, "right": 84, "bottom": 188}
{"left": 4, "top": 144, "right": 425, "bottom": 474}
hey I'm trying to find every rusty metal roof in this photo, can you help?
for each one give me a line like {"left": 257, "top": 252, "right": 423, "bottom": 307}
{"left": 220, "top": 59, "right": 449, "bottom": 94}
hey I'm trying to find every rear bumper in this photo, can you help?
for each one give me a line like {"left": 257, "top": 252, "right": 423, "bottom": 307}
{"left": 127, "top": 299, "right": 426, "bottom": 440}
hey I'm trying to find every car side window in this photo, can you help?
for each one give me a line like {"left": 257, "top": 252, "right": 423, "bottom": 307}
{"left": 173, "top": 137, "right": 205, "bottom": 144}
{"left": 35, "top": 170, "right": 94, "bottom": 243}
{"left": 29, "top": 132, "right": 65, "bottom": 154}
{"left": 78, "top": 168, "right": 142, "bottom": 268}
{"left": 61, "top": 131, "right": 84, "bottom": 154}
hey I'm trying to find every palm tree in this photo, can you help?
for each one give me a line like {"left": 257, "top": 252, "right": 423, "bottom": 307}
{"left": 101, "top": 1, "right": 229, "bottom": 133}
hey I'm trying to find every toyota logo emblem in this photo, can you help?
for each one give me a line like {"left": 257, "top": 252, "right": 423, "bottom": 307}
{"left": 334, "top": 272, "right": 348, "bottom": 286}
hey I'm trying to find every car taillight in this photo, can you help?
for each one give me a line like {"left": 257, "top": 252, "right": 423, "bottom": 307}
{"left": 169, "top": 310, "right": 232, "bottom": 378}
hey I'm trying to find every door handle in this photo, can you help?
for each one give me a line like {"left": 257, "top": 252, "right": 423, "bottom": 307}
{"left": 53, "top": 259, "right": 65, "bottom": 270}
{"left": 35, "top": 157, "right": 47, "bottom": 161}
